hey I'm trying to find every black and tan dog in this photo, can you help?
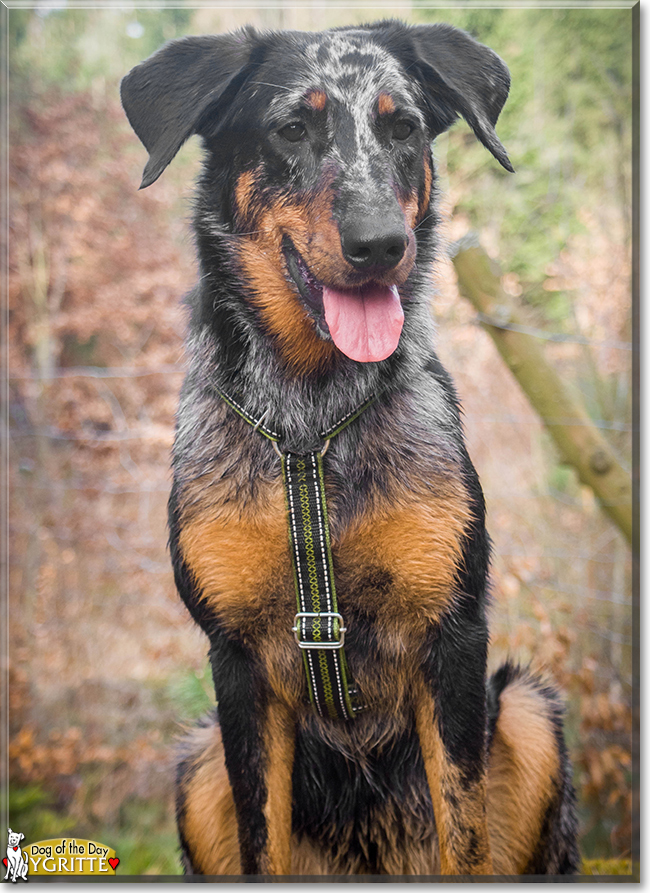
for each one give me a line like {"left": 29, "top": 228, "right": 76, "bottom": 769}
{"left": 121, "top": 20, "right": 579, "bottom": 876}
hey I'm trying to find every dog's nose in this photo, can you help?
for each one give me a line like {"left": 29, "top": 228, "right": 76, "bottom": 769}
{"left": 340, "top": 219, "right": 408, "bottom": 272}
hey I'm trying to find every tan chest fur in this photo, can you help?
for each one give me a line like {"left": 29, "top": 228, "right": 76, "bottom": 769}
{"left": 180, "top": 460, "right": 470, "bottom": 722}
{"left": 180, "top": 466, "right": 469, "bottom": 642}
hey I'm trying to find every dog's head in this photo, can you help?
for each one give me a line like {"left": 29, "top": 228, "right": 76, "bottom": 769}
{"left": 122, "top": 21, "right": 511, "bottom": 373}
{"left": 7, "top": 830, "right": 24, "bottom": 847}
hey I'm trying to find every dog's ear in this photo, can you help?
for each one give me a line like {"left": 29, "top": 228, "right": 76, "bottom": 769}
{"left": 403, "top": 23, "right": 513, "bottom": 172}
{"left": 19, "top": 834, "right": 24, "bottom": 842}
{"left": 121, "top": 29, "right": 258, "bottom": 188}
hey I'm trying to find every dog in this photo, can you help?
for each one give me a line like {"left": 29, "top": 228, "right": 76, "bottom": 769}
{"left": 4, "top": 830, "right": 28, "bottom": 883}
{"left": 121, "top": 20, "right": 580, "bottom": 876}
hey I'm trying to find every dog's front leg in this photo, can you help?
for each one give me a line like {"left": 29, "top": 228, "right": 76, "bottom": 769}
{"left": 415, "top": 612, "right": 493, "bottom": 876}
{"left": 209, "top": 633, "right": 295, "bottom": 876}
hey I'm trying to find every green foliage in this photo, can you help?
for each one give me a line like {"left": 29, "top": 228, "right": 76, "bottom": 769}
{"left": 101, "top": 798, "right": 182, "bottom": 876}
{"left": 582, "top": 858, "right": 636, "bottom": 877}
{"left": 521, "top": 283, "right": 571, "bottom": 324}
{"left": 417, "top": 7, "right": 632, "bottom": 292}
{"left": 582, "top": 858, "right": 634, "bottom": 877}
{"left": 167, "top": 663, "right": 216, "bottom": 721}
{"left": 8, "top": 785, "right": 76, "bottom": 841}
{"left": 548, "top": 463, "right": 579, "bottom": 497}
{"left": 9, "top": 7, "right": 192, "bottom": 98}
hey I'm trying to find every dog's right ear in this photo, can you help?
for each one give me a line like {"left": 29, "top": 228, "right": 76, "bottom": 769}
{"left": 121, "top": 29, "right": 257, "bottom": 188}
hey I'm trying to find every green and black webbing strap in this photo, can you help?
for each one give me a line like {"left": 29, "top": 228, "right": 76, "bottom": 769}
{"left": 216, "top": 387, "right": 377, "bottom": 721}
{"left": 283, "top": 450, "right": 356, "bottom": 720}
{"left": 216, "top": 390, "right": 283, "bottom": 443}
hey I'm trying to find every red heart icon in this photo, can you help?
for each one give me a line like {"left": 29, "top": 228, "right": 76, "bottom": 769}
{"left": 108, "top": 858, "right": 119, "bottom": 870}
{"left": 13, "top": 847, "right": 18, "bottom": 852}
{"left": 2, "top": 858, "right": 7, "bottom": 867}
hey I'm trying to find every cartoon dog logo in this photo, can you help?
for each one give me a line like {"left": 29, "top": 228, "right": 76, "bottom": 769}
{"left": 3, "top": 830, "right": 28, "bottom": 883}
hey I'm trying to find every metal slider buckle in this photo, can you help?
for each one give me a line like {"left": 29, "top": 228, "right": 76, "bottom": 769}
{"left": 292, "top": 612, "right": 347, "bottom": 650}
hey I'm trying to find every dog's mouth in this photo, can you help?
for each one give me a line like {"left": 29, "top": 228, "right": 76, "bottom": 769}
{"left": 283, "top": 238, "right": 404, "bottom": 363}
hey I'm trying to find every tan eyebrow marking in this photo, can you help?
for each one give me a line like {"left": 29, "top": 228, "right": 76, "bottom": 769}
{"left": 305, "top": 89, "right": 327, "bottom": 111}
{"left": 377, "top": 92, "right": 396, "bottom": 116}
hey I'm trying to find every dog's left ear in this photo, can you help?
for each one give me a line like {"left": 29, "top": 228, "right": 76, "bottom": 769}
{"left": 19, "top": 834, "right": 24, "bottom": 842}
{"left": 404, "top": 23, "right": 514, "bottom": 172}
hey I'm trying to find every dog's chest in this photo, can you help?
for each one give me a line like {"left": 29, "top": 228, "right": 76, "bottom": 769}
{"left": 178, "top": 462, "right": 470, "bottom": 643}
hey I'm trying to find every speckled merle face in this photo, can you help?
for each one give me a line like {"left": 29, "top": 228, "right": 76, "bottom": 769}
{"left": 122, "top": 21, "right": 512, "bottom": 372}
{"left": 245, "top": 31, "right": 430, "bottom": 230}
{"left": 209, "top": 31, "right": 434, "bottom": 366}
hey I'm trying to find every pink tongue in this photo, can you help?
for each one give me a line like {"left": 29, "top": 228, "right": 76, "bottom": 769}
{"left": 322, "top": 284, "right": 404, "bottom": 362}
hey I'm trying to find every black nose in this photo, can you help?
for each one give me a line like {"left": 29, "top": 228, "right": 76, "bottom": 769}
{"left": 340, "top": 219, "right": 408, "bottom": 272}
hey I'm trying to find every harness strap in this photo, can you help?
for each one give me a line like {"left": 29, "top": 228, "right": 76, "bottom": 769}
{"left": 215, "top": 387, "right": 377, "bottom": 720}
{"left": 284, "top": 451, "right": 357, "bottom": 719}
{"left": 217, "top": 390, "right": 282, "bottom": 443}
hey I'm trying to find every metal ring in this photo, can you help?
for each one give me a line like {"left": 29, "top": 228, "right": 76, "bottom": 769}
{"left": 271, "top": 439, "right": 283, "bottom": 458}
{"left": 320, "top": 438, "right": 331, "bottom": 457}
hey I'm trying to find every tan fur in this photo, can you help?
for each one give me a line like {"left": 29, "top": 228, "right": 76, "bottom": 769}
{"left": 179, "top": 469, "right": 472, "bottom": 718}
{"left": 177, "top": 428, "right": 470, "bottom": 637}
{"left": 303, "top": 197, "right": 415, "bottom": 291}
{"left": 487, "top": 678, "right": 561, "bottom": 874}
{"left": 401, "top": 193, "right": 422, "bottom": 232}
{"left": 290, "top": 811, "right": 440, "bottom": 875}
{"left": 233, "top": 169, "right": 260, "bottom": 228}
{"left": 290, "top": 838, "right": 335, "bottom": 875}
{"left": 178, "top": 477, "right": 293, "bottom": 638}
{"left": 401, "top": 158, "right": 433, "bottom": 229}
{"left": 414, "top": 685, "right": 493, "bottom": 875}
{"left": 262, "top": 701, "right": 295, "bottom": 874}
{"left": 236, "top": 204, "right": 339, "bottom": 374}
{"left": 337, "top": 483, "right": 472, "bottom": 624}
{"left": 179, "top": 724, "right": 242, "bottom": 875}
{"left": 420, "top": 157, "right": 432, "bottom": 219}
{"left": 305, "top": 89, "right": 327, "bottom": 111}
{"left": 261, "top": 637, "right": 305, "bottom": 712}
{"left": 180, "top": 721, "right": 440, "bottom": 876}
{"left": 377, "top": 92, "right": 396, "bottom": 115}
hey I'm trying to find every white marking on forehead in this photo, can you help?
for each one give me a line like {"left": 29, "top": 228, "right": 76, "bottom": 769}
{"left": 269, "top": 33, "right": 421, "bottom": 119}
{"left": 306, "top": 33, "right": 406, "bottom": 96}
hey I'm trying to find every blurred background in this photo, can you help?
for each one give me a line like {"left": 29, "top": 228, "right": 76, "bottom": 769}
{"left": 4, "top": 0, "right": 636, "bottom": 877}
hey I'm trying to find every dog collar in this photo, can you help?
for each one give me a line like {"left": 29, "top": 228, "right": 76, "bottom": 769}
{"left": 216, "top": 388, "right": 378, "bottom": 721}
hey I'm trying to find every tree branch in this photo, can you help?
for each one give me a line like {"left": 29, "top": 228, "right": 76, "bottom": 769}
{"left": 450, "top": 234, "right": 632, "bottom": 544}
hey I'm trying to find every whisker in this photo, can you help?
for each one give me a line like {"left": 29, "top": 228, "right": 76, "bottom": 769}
{"left": 250, "top": 81, "right": 297, "bottom": 94}
{"left": 414, "top": 212, "right": 436, "bottom": 232}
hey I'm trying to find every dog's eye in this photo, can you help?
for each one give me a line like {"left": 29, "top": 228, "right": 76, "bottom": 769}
{"left": 393, "top": 120, "right": 414, "bottom": 141}
{"left": 279, "top": 122, "right": 307, "bottom": 143}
